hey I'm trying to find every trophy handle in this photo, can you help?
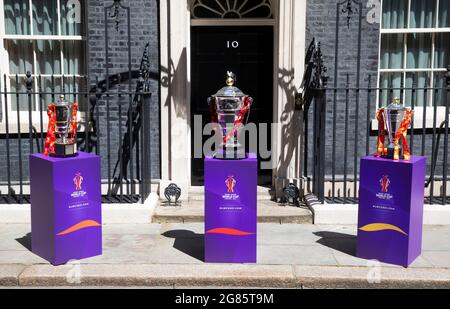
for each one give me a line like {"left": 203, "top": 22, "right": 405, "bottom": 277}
{"left": 71, "top": 102, "right": 78, "bottom": 140}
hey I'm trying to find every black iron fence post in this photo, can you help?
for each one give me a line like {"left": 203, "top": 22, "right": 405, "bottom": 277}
{"left": 26, "top": 72, "right": 33, "bottom": 155}
{"left": 140, "top": 75, "right": 152, "bottom": 204}
{"left": 313, "top": 88, "right": 327, "bottom": 203}
{"left": 311, "top": 43, "right": 328, "bottom": 203}
{"left": 444, "top": 67, "right": 450, "bottom": 204}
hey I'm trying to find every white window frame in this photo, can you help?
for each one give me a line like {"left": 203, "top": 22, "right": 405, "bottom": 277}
{"left": 377, "top": 0, "right": 449, "bottom": 129}
{"left": 0, "top": 0, "right": 86, "bottom": 134}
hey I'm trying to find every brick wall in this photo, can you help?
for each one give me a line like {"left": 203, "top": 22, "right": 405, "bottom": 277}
{"left": 87, "top": 0, "right": 160, "bottom": 181}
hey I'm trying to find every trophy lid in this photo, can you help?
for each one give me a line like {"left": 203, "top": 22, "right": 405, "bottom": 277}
{"left": 212, "top": 71, "right": 246, "bottom": 98}
{"left": 56, "top": 95, "right": 69, "bottom": 105}
{"left": 386, "top": 97, "right": 406, "bottom": 111}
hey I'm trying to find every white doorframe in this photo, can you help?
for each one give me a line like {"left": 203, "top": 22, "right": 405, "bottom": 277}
{"left": 159, "top": 0, "right": 307, "bottom": 200}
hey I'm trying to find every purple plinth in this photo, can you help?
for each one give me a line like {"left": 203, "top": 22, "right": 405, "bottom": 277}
{"left": 357, "top": 155, "right": 427, "bottom": 267}
{"left": 204, "top": 154, "right": 257, "bottom": 263}
{"left": 30, "top": 152, "right": 102, "bottom": 265}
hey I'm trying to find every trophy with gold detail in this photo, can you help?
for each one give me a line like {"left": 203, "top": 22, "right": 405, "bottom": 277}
{"left": 207, "top": 71, "right": 253, "bottom": 160}
{"left": 375, "top": 97, "right": 414, "bottom": 161}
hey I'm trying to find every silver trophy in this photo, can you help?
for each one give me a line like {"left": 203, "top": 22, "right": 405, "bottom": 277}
{"left": 53, "top": 95, "right": 77, "bottom": 157}
{"left": 208, "top": 72, "right": 253, "bottom": 160}
{"left": 377, "top": 97, "right": 413, "bottom": 160}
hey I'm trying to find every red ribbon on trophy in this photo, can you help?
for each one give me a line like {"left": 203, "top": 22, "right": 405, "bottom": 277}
{"left": 223, "top": 96, "right": 252, "bottom": 144}
{"left": 44, "top": 104, "right": 57, "bottom": 156}
{"left": 71, "top": 102, "right": 78, "bottom": 140}
{"left": 44, "top": 100, "right": 78, "bottom": 157}
{"left": 376, "top": 107, "right": 413, "bottom": 161}
{"left": 376, "top": 108, "right": 387, "bottom": 158}
{"left": 394, "top": 109, "right": 413, "bottom": 161}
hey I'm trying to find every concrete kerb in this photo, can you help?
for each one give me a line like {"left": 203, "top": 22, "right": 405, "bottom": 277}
{"left": 0, "top": 264, "right": 449, "bottom": 288}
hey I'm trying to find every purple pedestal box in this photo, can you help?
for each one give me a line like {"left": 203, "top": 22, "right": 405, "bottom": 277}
{"left": 204, "top": 154, "right": 257, "bottom": 263}
{"left": 357, "top": 155, "right": 427, "bottom": 267}
{"left": 30, "top": 152, "right": 102, "bottom": 265}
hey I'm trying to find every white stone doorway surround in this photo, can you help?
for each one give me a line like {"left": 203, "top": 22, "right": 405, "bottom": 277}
{"left": 159, "top": 0, "right": 307, "bottom": 200}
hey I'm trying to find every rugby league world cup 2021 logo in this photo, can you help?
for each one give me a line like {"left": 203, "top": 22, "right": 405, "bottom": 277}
{"left": 74, "top": 172, "right": 84, "bottom": 191}
{"left": 380, "top": 175, "right": 390, "bottom": 193}
{"left": 225, "top": 176, "right": 236, "bottom": 193}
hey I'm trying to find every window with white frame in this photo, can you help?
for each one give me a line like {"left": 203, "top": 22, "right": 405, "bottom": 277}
{"left": 379, "top": 0, "right": 449, "bottom": 110}
{"left": 0, "top": 0, "right": 85, "bottom": 122}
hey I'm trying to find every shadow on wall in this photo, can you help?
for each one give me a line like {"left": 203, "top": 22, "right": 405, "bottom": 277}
{"left": 162, "top": 230, "right": 204, "bottom": 262}
{"left": 276, "top": 68, "right": 303, "bottom": 193}
{"left": 160, "top": 48, "right": 190, "bottom": 122}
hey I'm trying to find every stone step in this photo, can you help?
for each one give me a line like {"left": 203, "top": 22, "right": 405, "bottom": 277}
{"left": 153, "top": 200, "right": 313, "bottom": 224}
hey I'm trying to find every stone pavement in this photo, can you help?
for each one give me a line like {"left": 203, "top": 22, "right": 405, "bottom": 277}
{"left": 1, "top": 223, "right": 450, "bottom": 288}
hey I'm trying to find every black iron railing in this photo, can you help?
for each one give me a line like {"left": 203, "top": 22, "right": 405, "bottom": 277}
{"left": 301, "top": 0, "right": 450, "bottom": 206}
{"left": 0, "top": 71, "right": 152, "bottom": 204}
{"left": 300, "top": 39, "right": 450, "bottom": 206}
{"left": 0, "top": 0, "right": 155, "bottom": 205}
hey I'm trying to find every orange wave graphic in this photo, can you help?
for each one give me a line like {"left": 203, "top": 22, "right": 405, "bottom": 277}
{"left": 56, "top": 220, "right": 101, "bottom": 236}
{"left": 359, "top": 223, "right": 408, "bottom": 236}
{"left": 206, "top": 228, "right": 254, "bottom": 236}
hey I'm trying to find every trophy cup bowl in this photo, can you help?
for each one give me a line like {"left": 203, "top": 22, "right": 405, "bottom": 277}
{"left": 55, "top": 103, "right": 70, "bottom": 144}
{"left": 376, "top": 97, "right": 413, "bottom": 161}
{"left": 384, "top": 104, "right": 407, "bottom": 158}
{"left": 51, "top": 96, "right": 77, "bottom": 157}
{"left": 208, "top": 72, "right": 253, "bottom": 160}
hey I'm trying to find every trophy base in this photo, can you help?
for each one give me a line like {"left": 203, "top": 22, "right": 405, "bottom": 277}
{"left": 214, "top": 147, "right": 247, "bottom": 160}
{"left": 378, "top": 145, "right": 405, "bottom": 160}
{"left": 51, "top": 143, "right": 78, "bottom": 158}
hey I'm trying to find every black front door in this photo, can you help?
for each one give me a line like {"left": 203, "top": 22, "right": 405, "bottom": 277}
{"left": 191, "top": 26, "right": 274, "bottom": 186}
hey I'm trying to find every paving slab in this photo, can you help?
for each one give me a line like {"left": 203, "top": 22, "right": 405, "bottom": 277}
{"left": 421, "top": 251, "right": 450, "bottom": 268}
{"left": 0, "top": 251, "right": 47, "bottom": 265}
{"left": 258, "top": 245, "right": 337, "bottom": 266}
{"left": 102, "top": 224, "right": 162, "bottom": 235}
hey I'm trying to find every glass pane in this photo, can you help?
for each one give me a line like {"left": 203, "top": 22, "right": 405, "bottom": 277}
{"left": 63, "top": 41, "right": 85, "bottom": 75}
{"left": 32, "top": 0, "right": 58, "bottom": 35}
{"left": 379, "top": 72, "right": 402, "bottom": 107}
{"left": 407, "top": 33, "right": 432, "bottom": 69}
{"left": 381, "top": 34, "right": 404, "bottom": 69}
{"left": 435, "top": 33, "right": 450, "bottom": 69}
{"left": 439, "top": 0, "right": 450, "bottom": 27}
{"left": 6, "top": 40, "right": 33, "bottom": 74}
{"left": 382, "top": 0, "right": 408, "bottom": 29}
{"left": 10, "top": 76, "right": 35, "bottom": 111}
{"left": 39, "top": 76, "right": 62, "bottom": 109}
{"left": 61, "top": 0, "right": 85, "bottom": 35}
{"left": 4, "top": 0, "right": 30, "bottom": 35}
{"left": 36, "top": 40, "right": 61, "bottom": 74}
{"left": 405, "top": 72, "right": 431, "bottom": 108}
{"left": 62, "top": 76, "right": 86, "bottom": 111}
{"left": 410, "top": 0, "right": 436, "bottom": 28}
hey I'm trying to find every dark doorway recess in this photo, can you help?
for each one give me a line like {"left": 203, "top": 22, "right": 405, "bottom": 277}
{"left": 191, "top": 25, "right": 274, "bottom": 186}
